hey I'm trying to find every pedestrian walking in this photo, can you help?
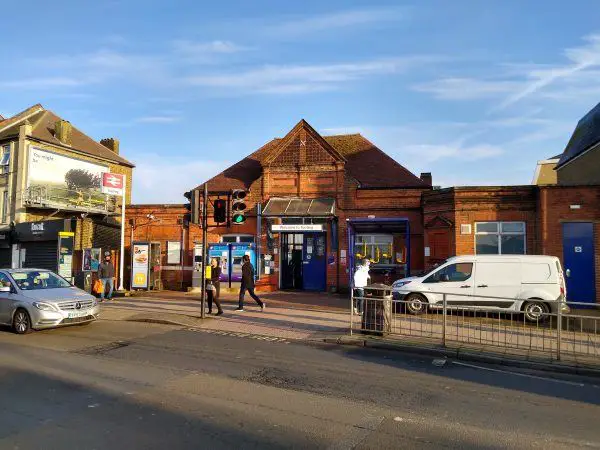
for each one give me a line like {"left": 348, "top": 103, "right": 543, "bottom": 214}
{"left": 207, "top": 258, "right": 223, "bottom": 315}
{"left": 353, "top": 259, "right": 371, "bottom": 315}
{"left": 98, "top": 252, "right": 115, "bottom": 302}
{"left": 236, "top": 255, "right": 264, "bottom": 312}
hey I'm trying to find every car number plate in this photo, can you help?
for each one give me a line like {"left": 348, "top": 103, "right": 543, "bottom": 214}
{"left": 68, "top": 310, "right": 89, "bottom": 319}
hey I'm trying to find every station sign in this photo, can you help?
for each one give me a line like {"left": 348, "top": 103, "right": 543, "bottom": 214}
{"left": 271, "top": 224, "right": 323, "bottom": 232}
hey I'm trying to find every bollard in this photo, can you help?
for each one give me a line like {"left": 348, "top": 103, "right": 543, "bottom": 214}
{"left": 442, "top": 293, "right": 447, "bottom": 347}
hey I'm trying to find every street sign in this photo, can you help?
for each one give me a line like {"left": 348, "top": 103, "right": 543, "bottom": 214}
{"left": 101, "top": 173, "right": 125, "bottom": 196}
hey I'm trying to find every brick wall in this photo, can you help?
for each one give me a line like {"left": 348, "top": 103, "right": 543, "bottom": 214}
{"left": 538, "top": 186, "right": 600, "bottom": 303}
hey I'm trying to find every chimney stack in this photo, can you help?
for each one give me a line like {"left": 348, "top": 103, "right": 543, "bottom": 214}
{"left": 420, "top": 172, "right": 432, "bottom": 186}
{"left": 54, "top": 120, "right": 72, "bottom": 146}
{"left": 100, "top": 138, "right": 120, "bottom": 154}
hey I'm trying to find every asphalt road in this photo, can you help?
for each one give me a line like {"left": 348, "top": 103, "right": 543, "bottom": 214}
{"left": 1, "top": 319, "right": 599, "bottom": 449}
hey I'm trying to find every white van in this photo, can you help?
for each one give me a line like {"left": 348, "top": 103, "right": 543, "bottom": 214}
{"left": 391, "top": 255, "right": 569, "bottom": 322}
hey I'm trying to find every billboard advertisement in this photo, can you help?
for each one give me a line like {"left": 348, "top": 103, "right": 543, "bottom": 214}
{"left": 27, "top": 147, "right": 109, "bottom": 209}
{"left": 131, "top": 243, "right": 149, "bottom": 289}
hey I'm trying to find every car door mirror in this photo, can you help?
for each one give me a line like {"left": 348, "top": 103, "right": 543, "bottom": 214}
{"left": 440, "top": 274, "right": 450, "bottom": 282}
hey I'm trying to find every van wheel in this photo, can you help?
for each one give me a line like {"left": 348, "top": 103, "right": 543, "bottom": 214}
{"left": 12, "top": 309, "right": 32, "bottom": 335}
{"left": 405, "top": 294, "right": 428, "bottom": 315}
{"left": 523, "top": 301, "right": 549, "bottom": 323}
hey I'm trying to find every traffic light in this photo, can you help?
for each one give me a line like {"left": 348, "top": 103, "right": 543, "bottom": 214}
{"left": 214, "top": 198, "right": 227, "bottom": 223}
{"left": 231, "top": 189, "right": 247, "bottom": 225}
{"left": 183, "top": 189, "right": 200, "bottom": 224}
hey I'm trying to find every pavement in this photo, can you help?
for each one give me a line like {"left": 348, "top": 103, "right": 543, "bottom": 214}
{"left": 98, "top": 290, "right": 600, "bottom": 376}
{"left": 1, "top": 318, "right": 600, "bottom": 449}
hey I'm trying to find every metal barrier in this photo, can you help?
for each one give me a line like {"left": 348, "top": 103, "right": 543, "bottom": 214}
{"left": 350, "top": 289, "right": 600, "bottom": 362}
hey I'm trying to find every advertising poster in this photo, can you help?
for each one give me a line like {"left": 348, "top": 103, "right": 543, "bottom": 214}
{"left": 28, "top": 147, "right": 108, "bottom": 210}
{"left": 132, "top": 243, "right": 149, "bottom": 289}
{"left": 83, "top": 248, "right": 101, "bottom": 271}
{"left": 58, "top": 232, "right": 75, "bottom": 281}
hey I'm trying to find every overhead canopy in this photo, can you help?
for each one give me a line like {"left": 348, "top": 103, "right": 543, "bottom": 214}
{"left": 346, "top": 217, "right": 409, "bottom": 234}
{"left": 262, "top": 198, "right": 335, "bottom": 217}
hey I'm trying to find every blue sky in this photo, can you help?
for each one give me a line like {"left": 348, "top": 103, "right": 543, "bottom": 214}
{"left": 1, "top": 0, "right": 599, "bottom": 203}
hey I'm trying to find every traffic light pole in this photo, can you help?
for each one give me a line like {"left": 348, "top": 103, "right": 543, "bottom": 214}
{"left": 200, "top": 182, "right": 208, "bottom": 319}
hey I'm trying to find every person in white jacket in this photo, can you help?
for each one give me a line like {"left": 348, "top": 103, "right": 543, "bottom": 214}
{"left": 353, "top": 259, "right": 371, "bottom": 314}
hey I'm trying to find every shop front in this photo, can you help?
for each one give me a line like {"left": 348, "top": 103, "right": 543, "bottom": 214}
{"left": 11, "top": 219, "right": 75, "bottom": 277}
{"left": 347, "top": 218, "right": 411, "bottom": 286}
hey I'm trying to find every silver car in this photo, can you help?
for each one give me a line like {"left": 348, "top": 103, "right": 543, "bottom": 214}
{"left": 0, "top": 268, "right": 99, "bottom": 334}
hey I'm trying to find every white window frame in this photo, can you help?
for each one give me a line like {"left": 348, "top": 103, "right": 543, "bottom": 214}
{"left": 474, "top": 221, "right": 526, "bottom": 255}
{"left": 0, "top": 144, "right": 10, "bottom": 175}
{"left": 1, "top": 191, "right": 8, "bottom": 224}
{"left": 166, "top": 241, "right": 182, "bottom": 265}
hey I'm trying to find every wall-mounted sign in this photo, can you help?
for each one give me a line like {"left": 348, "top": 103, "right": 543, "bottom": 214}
{"left": 82, "top": 248, "right": 101, "bottom": 272}
{"left": 101, "top": 172, "right": 125, "bottom": 196}
{"left": 574, "top": 246, "right": 583, "bottom": 253}
{"left": 58, "top": 231, "right": 74, "bottom": 281}
{"left": 271, "top": 224, "right": 324, "bottom": 232}
{"left": 132, "top": 243, "right": 149, "bottom": 289}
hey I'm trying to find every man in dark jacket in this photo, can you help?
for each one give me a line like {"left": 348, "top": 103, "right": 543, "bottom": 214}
{"left": 97, "top": 252, "right": 115, "bottom": 301}
{"left": 236, "top": 255, "right": 264, "bottom": 312}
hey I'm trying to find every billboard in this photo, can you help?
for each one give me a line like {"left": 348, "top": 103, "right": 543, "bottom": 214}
{"left": 131, "top": 243, "right": 149, "bottom": 289}
{"left": 27, "top": 147, "right": 109, "bottom": 209}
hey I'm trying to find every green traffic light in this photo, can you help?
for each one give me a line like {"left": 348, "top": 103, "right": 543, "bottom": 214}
{"left": 232, "top": 214, "right": 246, "bottom": 224}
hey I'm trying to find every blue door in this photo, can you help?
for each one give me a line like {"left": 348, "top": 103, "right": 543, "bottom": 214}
{"left": 302, "top": 233, "right": 327, "bottom": 291}
{"left": 562, "top": 223, "right": 596, "bottom": 304}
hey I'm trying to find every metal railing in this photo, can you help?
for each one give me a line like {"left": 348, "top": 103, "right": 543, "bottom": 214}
{"left": 350, "top": 289, "right": 600, "bottom": 363}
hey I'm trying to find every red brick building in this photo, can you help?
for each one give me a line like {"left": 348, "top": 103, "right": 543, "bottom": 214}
{"left": 126, "top": 120, "right": 432, "bottom": 291}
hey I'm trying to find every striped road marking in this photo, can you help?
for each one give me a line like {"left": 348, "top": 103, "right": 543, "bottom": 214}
{"left": 186, "top": 327, "right": 291, "bottom": 344}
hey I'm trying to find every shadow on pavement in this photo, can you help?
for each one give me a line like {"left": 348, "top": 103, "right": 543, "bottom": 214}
{"left": 0, "top": 366, "right": 309, "bottom": 450}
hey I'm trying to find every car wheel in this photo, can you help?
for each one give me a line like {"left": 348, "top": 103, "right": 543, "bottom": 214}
{"left": 523, "top": 301, "right": 549, "bottom": 323}
{"left": 405, "top": 294, "right": 428, "bottom": 315}
{"left": 12, "top": 309, "right": 32, "bottom": 335}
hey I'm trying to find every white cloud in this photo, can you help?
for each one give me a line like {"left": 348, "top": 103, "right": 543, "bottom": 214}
{"left": 186, "top": 56, "right": 437, "bottom": 94}
{"left": 132, "top": 155, "right": 232, "bottom": 204}
{"left": 0, "top": 77, "right": 85, "bottom": 89}
{"left": 173, "top": 40, "right": 248, "bottom": 55}
{"left": 268, "top": 7, "right": 406, "bottom": 37}
{"left": 405, "top": 143, "right": 503, "bottom": 163}
{"left": 134, "top": 116, "right": 181, "bottom": 124}
{"left": 412, "top": 78, "right": 520, "bottom": 100}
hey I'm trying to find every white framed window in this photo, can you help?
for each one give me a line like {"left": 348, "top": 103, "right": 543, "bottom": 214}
{"left": 1, "top": 191, "right": 8, "bottom": 223}
{"left": 166, "top": 241, "right": 181, "bottom": 264}
{"left": 220, "top": 234, "right": 255, "bottom": 243}
{"left": 0, "top": 145, "right": 10, "bottom": 175}
{"left": 475, "top": 221, "right": 526, "bottom": 255}
{"left": 354, "top": 234, "right": 395, "bottom": 265}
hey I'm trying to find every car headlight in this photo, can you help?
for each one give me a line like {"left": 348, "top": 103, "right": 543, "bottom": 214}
{"left": 33, "top": 302, "right": 58, "bottom": 311}
{"left": 393, "top": 280, "right": 412, "bottom": 288}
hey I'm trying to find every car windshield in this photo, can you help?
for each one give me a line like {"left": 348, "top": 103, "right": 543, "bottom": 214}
{"left": 10, "top": 271, "right": 71, "bottom": 290}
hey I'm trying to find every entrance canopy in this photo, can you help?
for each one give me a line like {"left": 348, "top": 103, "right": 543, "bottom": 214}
{"left": 346, "top": 217, "right": 411, "bottom": 285}
{"left": 262, "top": 198, "right": 335, "bottom": 217}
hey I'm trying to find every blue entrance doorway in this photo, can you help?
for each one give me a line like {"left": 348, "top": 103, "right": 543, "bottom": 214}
{"left": 280, "top": 232, "right": 326, "bottom": 291}
{"left": 562, "top": 222, "right": 596, "bottom": 304}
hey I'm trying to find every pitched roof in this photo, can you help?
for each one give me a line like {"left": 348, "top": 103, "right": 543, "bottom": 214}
{"left": 557, "top": 102, "right": 600, "bottom": 169}
{"left": 0, "top": 105, "right": 134, "bottom": 167}
{"left": 198, "top": 121, "right": 429, "bottom": 191}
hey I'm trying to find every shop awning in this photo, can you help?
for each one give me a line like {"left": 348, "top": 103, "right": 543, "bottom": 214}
{"left": 262, "top": 198, "right": 335, "bottom": 217}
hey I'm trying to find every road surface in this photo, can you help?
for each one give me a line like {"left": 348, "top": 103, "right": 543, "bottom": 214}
{"left": 0, "top": 318, "right": 599, "bottom": 449}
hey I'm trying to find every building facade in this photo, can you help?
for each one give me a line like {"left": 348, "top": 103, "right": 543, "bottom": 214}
{"left": 126, "top": 120, "right": 432, "bottom": 292}
{"left": 0, "top": 104, "right": 134, "bottom": 285}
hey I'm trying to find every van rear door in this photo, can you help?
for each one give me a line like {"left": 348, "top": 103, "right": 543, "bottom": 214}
{"left": 473, "top": 260, "right": 521, "bottom": 308}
